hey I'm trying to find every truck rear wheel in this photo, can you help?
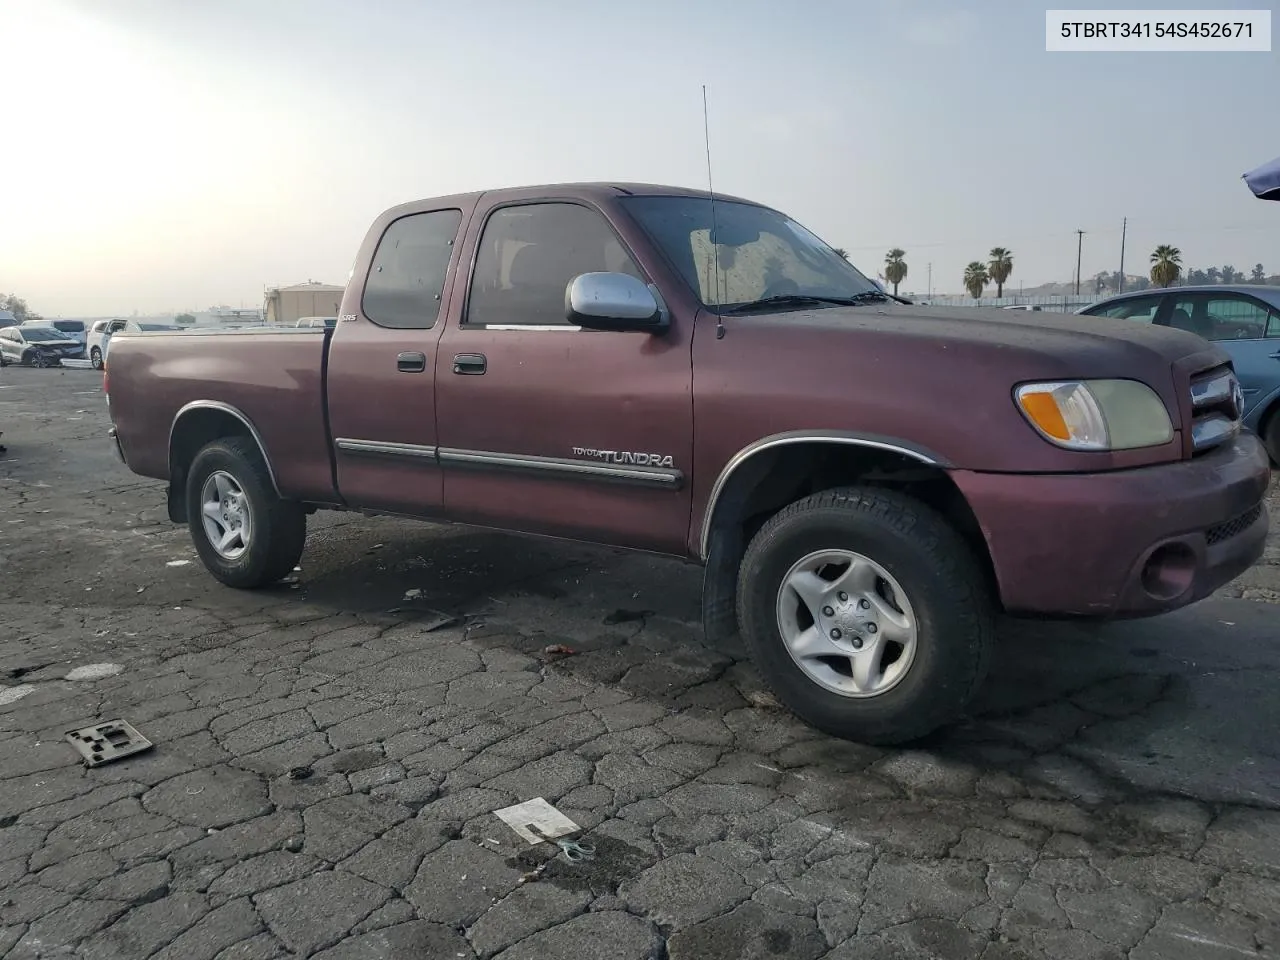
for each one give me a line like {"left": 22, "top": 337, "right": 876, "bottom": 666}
{"left": 736, "top": 486, "right": 994, "bottom": 745}
{"left": 185, "top": 437, "right": 306, "bottom": 589}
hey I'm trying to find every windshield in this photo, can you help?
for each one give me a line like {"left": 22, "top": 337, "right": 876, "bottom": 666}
{"left": 22, "top": 328, "right": 73, "bottom": 342}
{"left": 620, "top": 196, "right": 878, "bottom": 310}
{"left": 53, "top": 321, "right": 85, "bottom": 332}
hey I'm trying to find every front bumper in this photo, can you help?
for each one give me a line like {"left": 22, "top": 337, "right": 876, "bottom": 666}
{"left": 952, "top": 433, "right": 1271, "bottom": 618}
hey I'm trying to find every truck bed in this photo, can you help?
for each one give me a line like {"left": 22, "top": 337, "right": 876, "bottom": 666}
{"left": 107, "top": 327, "right": 339, "bottom": 504}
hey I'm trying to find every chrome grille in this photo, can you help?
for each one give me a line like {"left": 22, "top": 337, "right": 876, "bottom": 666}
{"left": 1189, "top": 364, "right": 1243, "bottom": 455}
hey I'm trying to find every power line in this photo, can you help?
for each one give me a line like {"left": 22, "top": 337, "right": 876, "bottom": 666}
{"left": 836, "top": 220, "right": 1280, "bottom": 253}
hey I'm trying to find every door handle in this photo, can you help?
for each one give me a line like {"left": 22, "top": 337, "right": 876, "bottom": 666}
{"left": 397, "top": 351, "right": 426, "bottom": 373}
{"left": 453, "top": 353, "right": 486, "bottom": 375}
{"left": 1269, "top": 351, "right": 1280, "bottom": 360}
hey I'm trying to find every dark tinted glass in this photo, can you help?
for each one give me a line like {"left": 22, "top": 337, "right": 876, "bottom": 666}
{"left": 363, "top": 209, "right": 463, "bottom": 329}
{"left": 467, "top": 203, "right": 642, "bottom": 326}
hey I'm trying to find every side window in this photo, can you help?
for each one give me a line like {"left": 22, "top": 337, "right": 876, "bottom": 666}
{"left": 467, "top": 203, "right": 642, "bottom": 327}
{"left": 0, "top": 329, "right": 15, "bottom": 342}
{"left": 1167, "top": 294, "right": 1269, "bottom": 341}
{"left": 362, "top": 209, "right": 463, "bottom": 329}
{"left": 1267, "top": 309, "right": 1280, "bottom": 338}
{"left": 1201, "top": 296, "right": 1270, "bottom": 340}
{"left": 1093, "top": 296, "right": 1162, "bottom": 322}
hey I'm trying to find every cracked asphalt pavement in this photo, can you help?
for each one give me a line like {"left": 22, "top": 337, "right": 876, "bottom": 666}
{"left": 2, "top": 366, "right": 1279, "bottom": 960}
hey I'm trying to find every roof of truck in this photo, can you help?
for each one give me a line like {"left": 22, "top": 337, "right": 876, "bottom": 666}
{"left": 405, "top": 182, "right": 760, "bottom": 208}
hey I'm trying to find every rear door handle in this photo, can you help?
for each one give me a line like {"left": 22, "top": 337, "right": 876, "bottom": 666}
{"left": 453, "top": 353, "right": 486, "bottom": 375}
{"left": 1269, "top": 351, "right": 1280, "bottom": 360}
{"left": 397, "top": 351, "right": 426, "bottom": 373}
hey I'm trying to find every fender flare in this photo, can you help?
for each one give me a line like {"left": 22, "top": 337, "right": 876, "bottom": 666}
{"left": 697, "top": 430, "right": 948, "bottom": 560}
{"left": 168, "top": 400, "right": 281, "bottom": 497}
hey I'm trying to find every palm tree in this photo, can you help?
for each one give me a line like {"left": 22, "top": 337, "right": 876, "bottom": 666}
{"left": 884, "top": 249, "right": 908, "bottom": 296}
{"left": 832, "top": 248, "right": 849, "bottom": 260}
{"left": 987, "top": 248, "right": 1013, "bottom": 298}
{"left": 1150, "top": 245, "right": 1182, "bottom": 287}
{"left": 963, "top": 262, "right": 989, "bottom": 300}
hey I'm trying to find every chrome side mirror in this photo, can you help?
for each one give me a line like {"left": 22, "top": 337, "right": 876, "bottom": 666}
{"left": 565, "top": 272, "right": 667, "bottom": 333}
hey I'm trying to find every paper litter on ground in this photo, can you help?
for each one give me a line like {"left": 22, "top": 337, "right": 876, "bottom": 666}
{"left": 493, "top": 797, "right": 581, "bottom": 845}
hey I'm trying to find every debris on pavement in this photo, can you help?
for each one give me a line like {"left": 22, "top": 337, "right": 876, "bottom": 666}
{"left": 65, "top": 719, "right": 154, "bottom": 767}
{"left": 65, "top": 662, "right": 123, "bottom": 681}
{"left": 493, "top": 797, "right": 581, "bottom": 845}
{"left": 0, "top": 684, "right": 36, "bottom": 706}
{"left": 165, "top": 559, "right": 191, "bottom": 567}
{"left": 403, "top": 588, "right": 422, "bottom": 599}
{"left": 542, "top": 643, "right": 577, "bottom": 657}
{"left": 287, "top": 765, "right": 314, "bottom": 780}
{"left": 549, "top": 836, "right": 596, "bottom": 863}
{"left": 423, "top": 613, "right": 465, "bottom": 632}
{"left": 745, "top": 689, "right": 783, "bottom": 710}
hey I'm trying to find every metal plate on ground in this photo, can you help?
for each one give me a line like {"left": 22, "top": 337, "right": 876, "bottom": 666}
{"left": 65, "top": 719, "right": 154, "bottom": 767}
{"left": 493, "top": 797, "right": 581, "bottom": 845}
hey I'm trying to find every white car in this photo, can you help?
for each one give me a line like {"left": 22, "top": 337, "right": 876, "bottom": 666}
{"left": 22, "top": 318, "right": 87, "bottom": 345}
{"left": 1001, "top": 304, "right": 1042, "bottom": 312}
{"left": 88, "top": 319, "right": 182, "bottom": 368}
{"left": 295, "top": 316, "right": 337, "bottom": 328}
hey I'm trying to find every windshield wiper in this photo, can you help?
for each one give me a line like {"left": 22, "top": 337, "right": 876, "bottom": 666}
{"left": 722, "top": 294, "right": 871, "bottom": 314}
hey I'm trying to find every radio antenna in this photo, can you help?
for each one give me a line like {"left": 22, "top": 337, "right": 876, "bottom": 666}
{"left": 702, "top": 85, "right": 725, "bottom": 339}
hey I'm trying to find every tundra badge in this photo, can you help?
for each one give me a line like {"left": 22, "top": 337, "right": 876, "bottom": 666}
{"left": 573, "top": 447, "right": 674, "bottom": 468}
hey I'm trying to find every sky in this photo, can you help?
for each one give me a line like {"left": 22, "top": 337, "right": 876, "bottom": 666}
{"left": 1, "top": 0, "right": 1278, "bottom": 315}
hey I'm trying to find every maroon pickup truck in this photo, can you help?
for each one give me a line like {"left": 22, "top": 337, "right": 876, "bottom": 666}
{"left": 105, "top": 183, "right": 1271, "bottom": 744}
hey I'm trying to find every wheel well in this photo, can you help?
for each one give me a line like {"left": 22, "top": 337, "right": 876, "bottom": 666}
{"left": 704, "top": 442, "right": 1000, "bottom": 610}
{"left": 1259, "top": 398, "right": 1280, "bottom": 440}
{"left": 167, "top": 409, "right": 260, "bottom": 523}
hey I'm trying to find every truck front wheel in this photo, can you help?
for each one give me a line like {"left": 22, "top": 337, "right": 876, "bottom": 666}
{"left": 185, "top": 437, "right": 307, "bottom": 588}
{"left": 736, "top": 486, "right": 994, "bottom": 745}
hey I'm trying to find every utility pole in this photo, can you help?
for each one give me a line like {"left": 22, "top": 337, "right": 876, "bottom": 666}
{"left": 1118, "top": 218, "right": 1127, "bottom": 293}
{"left": 927, "top": 262, "right": 932, "bottom": 298}
{"left": 1075, "top": 230, "right": 1085, "bottom": 296}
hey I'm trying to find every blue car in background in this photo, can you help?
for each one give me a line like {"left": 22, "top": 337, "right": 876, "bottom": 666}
{"left": 1078, "top": 284, "right": 1280, "bottom": 464}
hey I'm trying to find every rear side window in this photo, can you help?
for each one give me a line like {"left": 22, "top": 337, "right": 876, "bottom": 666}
{"left": 362, "top": 209, "right": 463, "bottom": 329}
{"left": 1091, "top": 296, "right": 1162, "bottom": 322}
{"left": 466, "top": 203, "right": 642, "bottom": 327}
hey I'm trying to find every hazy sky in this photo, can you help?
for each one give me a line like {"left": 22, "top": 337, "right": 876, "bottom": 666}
{"left": 2, "top": 0, "right": 1278, "bottom": 315}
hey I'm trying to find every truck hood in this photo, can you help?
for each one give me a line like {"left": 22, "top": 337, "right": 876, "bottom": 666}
{"left": 709, "top": 301, "right": 1231, "bottom": 473}
{"left": 776, "top": 301, "right": 1223, "bottom": 371}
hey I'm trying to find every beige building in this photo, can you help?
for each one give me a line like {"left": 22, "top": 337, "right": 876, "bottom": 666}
{"left": 264, "top": 282, "right": 344, "bottom": 326}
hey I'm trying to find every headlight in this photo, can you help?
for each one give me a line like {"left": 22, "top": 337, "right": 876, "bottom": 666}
{"left": 1014, "top": 379, "right": 1173, "bottom": 451}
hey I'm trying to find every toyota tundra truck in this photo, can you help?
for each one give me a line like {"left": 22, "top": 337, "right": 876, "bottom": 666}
{"left": 103, "top": 182, "right": 1271, "bottom": 744}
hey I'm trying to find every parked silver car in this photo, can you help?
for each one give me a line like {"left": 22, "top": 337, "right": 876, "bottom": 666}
{"left": 0, "top": 325, "right": 86, "bottom": 367}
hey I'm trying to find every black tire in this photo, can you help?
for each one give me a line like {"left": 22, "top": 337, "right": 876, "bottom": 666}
{"left": 736, "top": 486, "right": 994, "bottom": 745}
{"left": 1262, "top": 408, "right": 1280, "bottom": 467}
{"left": 185, "top": 436, "right": 306, "bottom": 588}
{"left": 90, "top": 348, "right": 103, "bottom": 370}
